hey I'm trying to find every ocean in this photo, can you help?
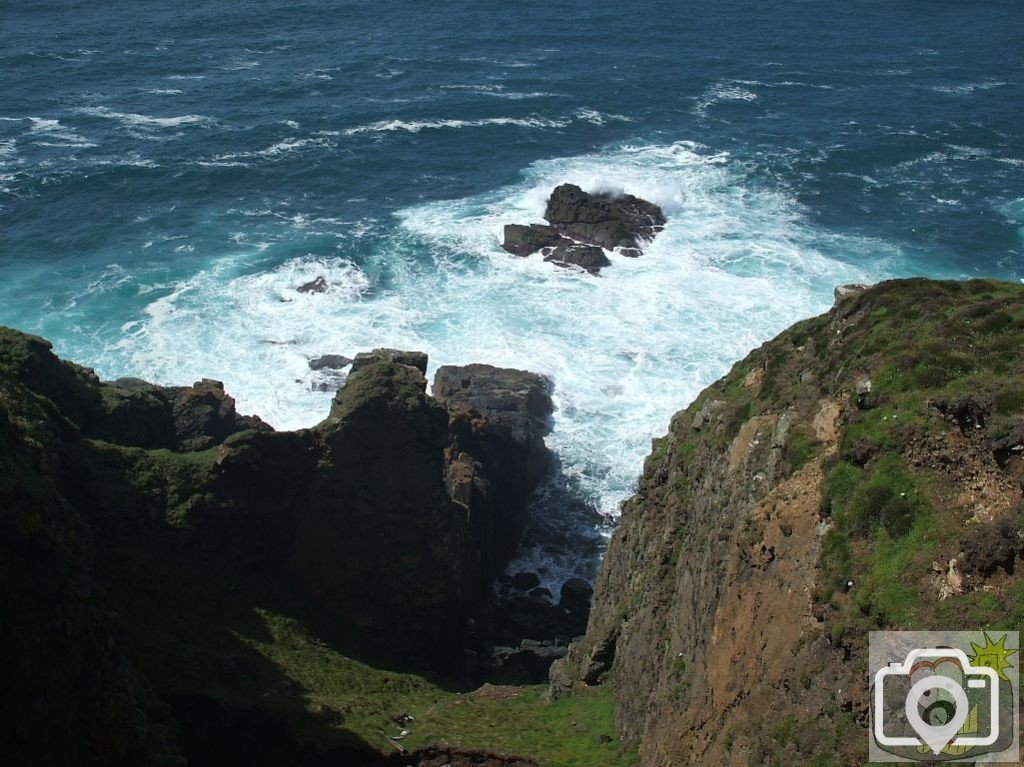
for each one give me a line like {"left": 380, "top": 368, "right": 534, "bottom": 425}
{"left": 2, "top": 0, "right": 1022, "bottom": 582}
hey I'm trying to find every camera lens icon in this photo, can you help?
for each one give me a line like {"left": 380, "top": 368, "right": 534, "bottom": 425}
{"left": 873, "top": 648, "right": 1000, "bottom": 756}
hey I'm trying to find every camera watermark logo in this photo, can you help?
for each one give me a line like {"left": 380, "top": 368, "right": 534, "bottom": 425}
{"left": 870, "top": 631, "right": 1019, "bottom": 762}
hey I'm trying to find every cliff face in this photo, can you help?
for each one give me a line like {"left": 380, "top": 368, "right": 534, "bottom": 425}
{"left": 552, "top": 279, "right": 1024, "bottom": 766}
{"left": 0, "top": 330, "right": 553, "bottom": 765}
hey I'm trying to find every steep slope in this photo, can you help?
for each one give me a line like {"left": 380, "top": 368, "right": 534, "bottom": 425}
{"left": 552, "top": 279, "right": 1024, "bottom": 766}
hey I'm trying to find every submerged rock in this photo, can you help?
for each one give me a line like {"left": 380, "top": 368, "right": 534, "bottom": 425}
{"left": 296, "top": 276, "right": 328, "bottom": 294}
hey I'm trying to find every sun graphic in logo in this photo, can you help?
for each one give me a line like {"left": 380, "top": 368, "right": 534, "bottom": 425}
{"left": 968, "top": 631, "right": 1017, "bottom": 682}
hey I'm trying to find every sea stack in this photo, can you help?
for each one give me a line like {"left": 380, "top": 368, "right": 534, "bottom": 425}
{"left": 501, "top": 184, "right": 666, "bottom": 274}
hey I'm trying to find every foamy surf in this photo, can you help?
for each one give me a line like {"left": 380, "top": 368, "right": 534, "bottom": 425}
{"left": 116, "top": 142, "right": 887, "bottom": 574}
{"left": 77, "top": 106, "right": 216, "bottom": 131}
{"left": 343, "top": 116, "right": 570, "bottom": 135}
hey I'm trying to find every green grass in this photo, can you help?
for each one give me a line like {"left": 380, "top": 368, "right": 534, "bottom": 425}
{"left": 95, "top": 532, "right": 637, "bottom": 767}
{"left": 806, "top": 279, "right": 1024, "bottom": 644}
{"left": 785, "top": 430, "right": 820, "bottom": 472}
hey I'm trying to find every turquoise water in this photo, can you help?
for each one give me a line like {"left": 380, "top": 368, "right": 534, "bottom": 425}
{"left": 2, "top": 1, "right": 1022, "bottom": 575}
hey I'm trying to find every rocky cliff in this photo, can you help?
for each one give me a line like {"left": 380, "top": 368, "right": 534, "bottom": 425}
{"left": 7, "top": 278, "right": 1024, "bottom": 766}
{"left": 0, "top": 330, "right": 556, "bottom": 765}
{"left": 551, "top": 279, "right": 1024, "bottom": 766}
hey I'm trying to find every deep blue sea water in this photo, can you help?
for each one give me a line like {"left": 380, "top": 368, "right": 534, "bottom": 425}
{"left": 3, "top": 1, "right": 1022, "bottom": 579}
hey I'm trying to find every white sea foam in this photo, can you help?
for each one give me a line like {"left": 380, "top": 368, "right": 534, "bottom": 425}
{"left": 143, "top": 88, "right": 184, "bottom": 95}
{"left": 931, "top": 80, "right": 1006, "bottom": 95}
{"left": 460, "top": 56, "right": 535, "bottom": 68}
{"left": 221, "top": 58, "right": 260, "bottom": 71}
{"left": 26, "top": 117, "right": 96, "bottom": 147}
{"left": 208, "top": 135, "right": 335, "bottom": 163}
{"left": 695, "top": 81, "right": 760, "bottom": 117}
{"left": 343, "top": 116, "right": 569, "bottom": 135}
{"left": 89, "top": 156, "right": 159, "bottom": 168}
{"left": 574, "top": 108, "right": 634, "bottom": 125}
{"left": 77, "top": 106, "right": 215, "bottom": 130}
{"left": 441, "top": 84, "right": 558, "bottom": 100}
{"left": 118, "top": 141, "right": 887, "bottom": 559}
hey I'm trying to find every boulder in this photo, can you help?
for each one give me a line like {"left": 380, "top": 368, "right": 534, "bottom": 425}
{"left": 544, "top": 183, "right": 665, "bottom": 252}
{"left": 511, "top": 571, "right": 541, "bottom": 591}
{"left": 543, "top": 242, "right": 610, "bottom": 274}
{"left": 501, "top": 224, "right": 562, "bottom": 258}
{"left": 308, "top": 354, "right": 352, "bottom": 371}
{"left": 559, "top": 577, "right": 594, "bottom": 610}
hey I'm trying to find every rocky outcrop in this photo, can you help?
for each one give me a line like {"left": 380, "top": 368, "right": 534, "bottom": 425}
{"left": 350, "top": 348, "right": 429, "bottom": 376}
{"left": 89, "top": 375, "right": 270, "bottom": 451}
{"left": 0, "top": 327, "right": 559, "bottom": 763}
{"left": 434, "top": 364, "right": 554, "bottom": 576}
{"left": 296, "top": 276, "right": 328, "bottom": 293}
{"left": 501, "top": 224, "right": 563, "bottom": 258}
{"left": 501, "top": 184, "right": 665, "bottom": 273}
{"left": 544, "top": 242, "right": 610, "bottom": 274}
{"left": 543, "top": 183, "right": 665, "bottom": 255}
{"left": 308, "top": 354, "right": 352, "bottom": 371}
{"left": 552, "top": 279, "right": 1024, "bottom": 766}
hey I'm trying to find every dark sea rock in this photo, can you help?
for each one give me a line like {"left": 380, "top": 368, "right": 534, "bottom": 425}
{"left": 433, "top": 363, "right": 554, "bottom": 439}
{"left": 511, "top": 571, "right": 541, "bottom": 591}
{"left": 499, "top": 183, "right": 665, "bottom": 273}
{"left": 500, "top": 223, "right": 562, "bottom": 257}
{"left": 308, "top": 354, "right": 352, "bottom": 371}
{"left": 543, "top": 241, "right": 611, "bottom": 274}
{"left": 559, "top": 577, "right": 594, "bottom": 614}
{"left": 296, "top": 276, "right": 328, "bottom": 294}
{"left": 544, "top": 183, "right": 665, "bottom": 252}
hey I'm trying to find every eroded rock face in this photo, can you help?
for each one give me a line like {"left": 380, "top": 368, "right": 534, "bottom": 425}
{"left": 544, "top": 242, "right": 610, "bottom": 274}
{"left": 550, "top": 278, "right": 1024, "bottom": 767}
{"left": 544, "top": 183, "right": 665, "bottom": 252}
{"left": 89, "top": 376, "right": 271, "bottom": 451}
{"left": 500, "top": 183, "right": 665, "bottom": 273}
{"left": 501, "top": 224, "right": 562, "bottom": 258}
{"left": 350, "top": 348, "right": 429, "bottom": 377}
{"left": 434, "top": 364, "right": 554, "bottom": 577}
{"left": 0, "top": 327, "right": 560, "bottom": 687}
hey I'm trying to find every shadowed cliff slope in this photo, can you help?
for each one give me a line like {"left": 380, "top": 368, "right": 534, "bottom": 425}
{"left": 0, "top": 331, "right": 583, "bottom": 765}
{"left": 552, "top": 279, "right": 1024, "bottom": 766}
